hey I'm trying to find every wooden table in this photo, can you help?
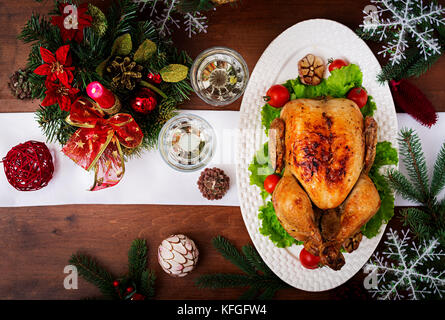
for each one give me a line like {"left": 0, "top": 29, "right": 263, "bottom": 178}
{"left": 0, "top": 0, "right": 443, "bottom": 300}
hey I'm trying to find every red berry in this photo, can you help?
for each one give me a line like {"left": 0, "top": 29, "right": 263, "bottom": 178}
{"left": 126, "top": 286, "right": 134, "bottom": 293}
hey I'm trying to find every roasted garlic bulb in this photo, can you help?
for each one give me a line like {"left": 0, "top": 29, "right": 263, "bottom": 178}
{"left": 298, "top": 54, "right": 325, "bottom": 86}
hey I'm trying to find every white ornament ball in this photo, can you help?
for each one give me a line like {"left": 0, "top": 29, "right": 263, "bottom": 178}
{"left": 158, "top": 234, "right": 199, "bottom": 277}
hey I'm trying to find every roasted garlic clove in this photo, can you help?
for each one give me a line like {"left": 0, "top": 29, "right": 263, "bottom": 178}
{"left": 298, "top": 54, "right": 325, "bottom": 86}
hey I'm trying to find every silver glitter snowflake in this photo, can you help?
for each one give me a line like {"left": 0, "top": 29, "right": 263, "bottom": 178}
{"left": 360, "top": 0, "right": 445, "bottom": 65}
{"left": 134, "top": 0, "right": 210, "bottom": 37}
{"left": 364, "top": 228, "right": 445, "bottom": 300}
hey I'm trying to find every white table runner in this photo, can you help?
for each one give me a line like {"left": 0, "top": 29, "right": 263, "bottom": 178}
{"left": 0, "top": 111, "right": 444, "bottom": 207}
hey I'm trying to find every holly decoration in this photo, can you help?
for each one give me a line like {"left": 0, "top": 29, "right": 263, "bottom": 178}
{"left": 69, "top": 239, "right": 155, "bottom": 300}
{"left": 1, "top": 141, "right": 54, "bottom": 191}
{"left": 130, "top": 88, "right": 158, "bottom": 114}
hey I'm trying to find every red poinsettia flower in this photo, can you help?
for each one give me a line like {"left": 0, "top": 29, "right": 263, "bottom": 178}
{"left": 34, "top": 45, "right": 74, "bottom": 85}
{"left": 41, "top": 80, "right": 80, "bottom": 111}
{"left": 51, "top": 3, "right": 92, "bottom": 43}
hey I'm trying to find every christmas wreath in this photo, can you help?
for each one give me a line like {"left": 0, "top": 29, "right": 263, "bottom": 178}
{"left": 19, "top": 0, "right": 193, "bottom": 190}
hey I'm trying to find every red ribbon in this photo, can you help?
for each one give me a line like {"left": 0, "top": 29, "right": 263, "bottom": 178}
{"left": 62, "top": 97, "right": 143, "bottom": 191}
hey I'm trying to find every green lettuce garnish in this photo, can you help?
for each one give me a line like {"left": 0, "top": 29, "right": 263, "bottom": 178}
{"left": 249, "top": 64, "right": 397, "bottom": 247}
{"left": 258, "top": 201, "right": 301, "bottom": 248}
{"left": 362, "top": 141, "right": 398, "bottom": 238}
{"left": 248, "top": 143, "right": 274, "bottom": 201}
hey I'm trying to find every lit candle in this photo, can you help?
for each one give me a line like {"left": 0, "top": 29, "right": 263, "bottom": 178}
{"left": 86, "top": 81, "right": 116, "bottom": 109}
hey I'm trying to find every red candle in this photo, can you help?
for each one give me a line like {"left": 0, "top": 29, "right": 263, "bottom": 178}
{"left": 86, "top": 81, "right": 115, "bottom": 109}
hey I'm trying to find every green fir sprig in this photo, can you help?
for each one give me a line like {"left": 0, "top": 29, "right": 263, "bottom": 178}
{"left": 385, "top": 129, "right": 445, "bottom": 246}
{"left": 194, "top": 236, "right": 290, "bottom": 300}
{"left": 69, "top": 239, "right": 156, "bottom": 300}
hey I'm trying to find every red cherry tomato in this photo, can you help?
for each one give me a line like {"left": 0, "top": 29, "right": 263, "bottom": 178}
{"left": 299, "top": 248, "right": 321, "bottom": 269}
{"left": 347, "top": 87, "right": 368, "bottom": 108}
{"left": 264, "top": 84, "right": 290, "bottom": 108}
{"left": 328, "top": 59, "right": 348, "bottom": 72}
{"left": 264, "top": 174, "right": 281, "bottom": 194}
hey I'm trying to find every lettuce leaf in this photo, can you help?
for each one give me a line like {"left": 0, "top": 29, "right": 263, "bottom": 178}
{"left": 258, "top": 201, "right": 300, "bottom": 248}
{"left": 248, "top": 142, "right": 274, "bottom": 201}
{"left": 261, "top": 104, "right": 281, "bottom": 135}
{"left": 362, "top": 141, "right": 399, "bottom": 238}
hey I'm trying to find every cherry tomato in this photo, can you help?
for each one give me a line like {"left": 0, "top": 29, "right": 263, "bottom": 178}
{"left": 347, "top": 87, "right": 368, "bottom": 109}
{"left": 264, "top": 174, "right": 281, "bottom": 194}
{"left": 264, "top": 84, "right": 290, "bottom": 108}
{"left": 328, "top": 59, "right": 348, "bottom": 72}
{"left": 299, "top": 248, "right": 321, "bottom": 269}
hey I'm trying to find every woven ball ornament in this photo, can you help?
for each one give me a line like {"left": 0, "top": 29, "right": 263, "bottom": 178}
{"left": 1, "top": 141, "right": 54, "bottom": 191}
{"left": 158, "top": 234, "right": 199, "bottom": 277}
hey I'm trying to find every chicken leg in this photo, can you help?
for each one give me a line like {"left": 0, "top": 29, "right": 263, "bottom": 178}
{"left": 272, "top": 167, "right": 323, "bottom": 255}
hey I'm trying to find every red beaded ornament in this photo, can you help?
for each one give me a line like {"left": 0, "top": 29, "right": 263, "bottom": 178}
{"left": 1, "top": 141, "right": 54, "bottom": 191}
{"left": 147, "top": 72, "right": 162, "bottom": 84}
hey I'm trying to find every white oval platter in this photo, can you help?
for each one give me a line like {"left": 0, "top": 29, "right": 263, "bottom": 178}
{"left": 235, "top": 19, "right": 398, "bottom": 291}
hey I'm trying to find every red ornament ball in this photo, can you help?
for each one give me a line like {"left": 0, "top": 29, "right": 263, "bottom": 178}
{"left": 112, "top": 280, "right": 120, "bottom": 287}
{"left": 130, "top": 88, "right": 157, "bottom": 114}
{"left": 2, "top": 141, "right": 54, "bottom": 191}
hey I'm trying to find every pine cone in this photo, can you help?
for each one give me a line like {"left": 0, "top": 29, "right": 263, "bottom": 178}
{"left": 197, "top": 167, "right": 230, "bottom": 200}
{"left": 8, "top": 68, "right": 33, "bottom": 100}
{"left": 106, "top": 56, "right": 143, "bottom": 90}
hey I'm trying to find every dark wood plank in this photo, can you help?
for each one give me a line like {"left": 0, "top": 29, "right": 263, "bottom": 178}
{"left": 0, "top": 0, "right": 443, "bottom": 300}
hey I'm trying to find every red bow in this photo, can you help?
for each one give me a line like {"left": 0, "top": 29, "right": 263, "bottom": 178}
{"left": 62, "top": 97, "right": 143, "bottom": 191}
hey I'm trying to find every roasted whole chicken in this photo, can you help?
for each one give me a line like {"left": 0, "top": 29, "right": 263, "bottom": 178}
{"left": 269, "top": 98, "right": 381, "bottom": 270}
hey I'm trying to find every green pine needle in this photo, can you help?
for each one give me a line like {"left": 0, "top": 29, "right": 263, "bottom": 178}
{"left": 398, "top": 128, "right": 430, "bottom": 202}
{"left": 211, "top": 236, "right": 257, "bottom": 275}
{"left": 195, "top": 236, "right": 290, "bottom": 300}
{"left": 128, "top": 239, "right": 148, "bottom": 283}
{"left": 385, "top": 129, "right": 445, "bottom": 247}
{"left": 69, "top": 253, "right": 118, "bottom": 299}
{"left": 430, "top": 143, "right": 445, "bottom": 197}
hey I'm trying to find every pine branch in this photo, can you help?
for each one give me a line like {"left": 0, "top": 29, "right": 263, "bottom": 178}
{"left": 35, "top": 104, "right": 76, "bottom": 145}
{"left": 377, "top": 48, "right": 421, "bottom": 82}
{"left": 386, "top": 128, "right": 445, "bottom": 248}
{"left": 431, "top": 142, "right": 445, "bottom": 197}
{"left": 241, "top": 245, "right": 273, "bottom": 276}
{"left": 139, "top": 269, "right": 156, "bottom": 299}
{"left": 211, "top": 236, "right": 257, "bottom": 275}
{"left": 128, "top": 239, "right": 148, "bottom": 283}
{"left": 195, "top": 236, "right": 290, "bottom": 300}
{"left": 386, "top": 168, "right": 423, "bottom": 204}
{"left": 404, "top": 52, "right": 442, "bottom": 79}
{"left": 69, "top": 253, "right": 117, "bottom": 299}
{"left": 398, "top": 128, "right": 430, "bottom": 203}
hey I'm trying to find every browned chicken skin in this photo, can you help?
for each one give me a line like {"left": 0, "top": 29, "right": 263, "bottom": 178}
{"left": 270, "top": 98, "right": 381, "bottom": 270}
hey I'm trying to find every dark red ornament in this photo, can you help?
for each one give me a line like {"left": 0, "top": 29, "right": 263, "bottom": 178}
{"left": 112, "top": 280, "right": 119, "bottom": 287}
{"left": 390, "top": 79, "right": 438, "bottom": 128}
{"left": 130, "top": 88, "right": 157, "bottom": 114}
{"left": 131, "top": 293, "right": 145, "bottom": 301}
{"left": 147, "top": 73, "right": 162, "bottom": 84}
{"left": 1, "top": 141, "right": 54, "bottom": 191}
